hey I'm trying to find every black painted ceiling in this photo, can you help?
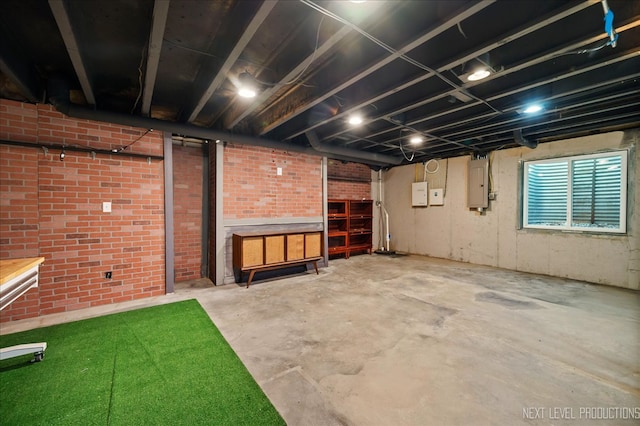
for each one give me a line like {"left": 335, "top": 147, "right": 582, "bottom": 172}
{"left": 1, "top": 0, "right": 639, "bottom": 166}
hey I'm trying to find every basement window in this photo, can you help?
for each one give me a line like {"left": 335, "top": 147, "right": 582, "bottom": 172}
{"left": 523, "top": 150, "right": 627, "bottom": 234}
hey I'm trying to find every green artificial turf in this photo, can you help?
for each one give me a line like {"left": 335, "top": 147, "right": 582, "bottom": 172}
{"left": 0, "top": 300, "right": 285, "bottom": 426}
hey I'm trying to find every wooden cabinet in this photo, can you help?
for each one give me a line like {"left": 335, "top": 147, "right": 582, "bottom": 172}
{"left": 233, "top": 230, "right": 323, "bottom": 287}
{"left": 328, "top": 199, "right": 373, "bottom": 258}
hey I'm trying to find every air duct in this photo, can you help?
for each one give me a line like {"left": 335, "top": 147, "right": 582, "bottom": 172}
{"left": 513, "top": 129, "right": 538, "bottom": 149}
{"left": 47, "top": 78, "right": 399, "bottom": 167}
{"left": 305, "top": 130, "right": 402, "bottom": 166}
{"left": 48, "top": 83, "right": 314, "bottom": 155}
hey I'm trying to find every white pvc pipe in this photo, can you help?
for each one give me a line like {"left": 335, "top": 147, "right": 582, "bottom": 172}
{"left": 384, "top": 207, "right": 390, "bottom": 251}
{"left": 377, "top": 170, "right": 391, "bottom": 251}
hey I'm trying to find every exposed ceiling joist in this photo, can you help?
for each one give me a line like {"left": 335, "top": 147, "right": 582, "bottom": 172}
{"left": 141, "top": 0, "right": 171, "bottom": 116}
{"left": 257, "top": 0, "right": 496, "bottom": 136}
{"left": 285, "top": 0, "right": 598, "bottom": 142}
{"left": 225, "top": 24, "right": 353, "bottom": 129}
{"left": 187, "top": 0, "right": 278, "bottom": 123}
{"left": 1, "top": 0, "right": 638, "bottom": 166}
{"left": 346, "top": 46, "right": 639, "bottom": 149}
{"left": 48, "top": 0, "right": 95, "bottom": 106}
{"left": 436, "top": 74, "right": 640, "bottom": 143}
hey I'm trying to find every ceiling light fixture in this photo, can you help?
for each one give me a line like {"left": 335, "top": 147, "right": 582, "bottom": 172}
{"left": 348, "top": 115, "right": 363, "bottom": 125}
{"left": 238, "top": 71, "right": 257, "bottom": 98}
{"left": 238, "top": 87, "right": 256, "bottom": 98}
{"left": 409, "top": 136, "right": 423, "bottom": 144}
{"left": 523, "top": 104, "right": 543, "bottom": 114}
{"left": 466, "top": 69, "right": 491, "bottom": 81}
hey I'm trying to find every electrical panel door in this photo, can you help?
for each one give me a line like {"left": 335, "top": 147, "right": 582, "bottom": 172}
{"left": 468, "top": 158, "right": 489, "bottom": 209}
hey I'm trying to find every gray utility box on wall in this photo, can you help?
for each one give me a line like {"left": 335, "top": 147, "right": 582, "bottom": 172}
{"left": 468, "top": 158, "right": 489, "bottom": 209}
{"left": 412, "top": 182, "right": 429, "bottom": 206}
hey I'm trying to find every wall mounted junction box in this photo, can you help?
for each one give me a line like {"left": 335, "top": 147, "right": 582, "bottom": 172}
{"left": 430, "top": 188, "right": 444, "bottom": 205}
{"left": 412, "top": 182, "right": 428, "bottom": 206}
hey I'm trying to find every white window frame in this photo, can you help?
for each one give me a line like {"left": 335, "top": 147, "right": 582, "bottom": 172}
{"left": 522, "top": 150, "right": 627, "bottom": 234}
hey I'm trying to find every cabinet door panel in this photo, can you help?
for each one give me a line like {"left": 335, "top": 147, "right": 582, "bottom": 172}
{"left": 243, "top": 237, "right": 264, "bottom": 267}
{"left": 265, "top": 235, "right": 285, "bottom": 264}
{"left": 287, "top": 234, "right": 305, "bottom": 261}
{"left": 305, "top": 232, "right": 322, "bottom": 257}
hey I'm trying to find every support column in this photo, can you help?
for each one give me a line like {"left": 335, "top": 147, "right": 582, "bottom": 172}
{"left": 163, "top": 132, "right": 174, "bottom": 293}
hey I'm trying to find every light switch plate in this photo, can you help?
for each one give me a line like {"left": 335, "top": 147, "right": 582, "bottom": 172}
{"left": 102, "top": 201, "right": 112, "bottom": 213}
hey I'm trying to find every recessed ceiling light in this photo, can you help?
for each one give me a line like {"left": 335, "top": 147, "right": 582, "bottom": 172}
{"left": 348, "top": 115, "right": 363, "bottom": 125}
{"left": 523, "top": 104, "right": 543, "bottom": 114}
{"left": 409, "top": 136, "right": 423, "bottom": 144}
{"left": 467, "top": 69, "right": 491, "bottom": 81}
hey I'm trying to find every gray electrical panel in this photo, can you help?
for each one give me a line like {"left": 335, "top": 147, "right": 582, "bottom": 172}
{"left": 468, "top": 158, "right": 489, "bottom": 209}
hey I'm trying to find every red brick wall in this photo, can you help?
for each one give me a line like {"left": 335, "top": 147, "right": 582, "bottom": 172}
{"left": 0, "top": 145, "right": 40, "bottom": 318}
{"left": 0, "top": 146, "right": 39, "bottom": 259}
{"left": 327, "top": 160, "right": 372, "bottom": 200}
{"left": 223, "top": 143, "right": 322, "bottom": 219}
{"left": 0, "top": 100, "right": 165, "bottom": 322}
{"left": 173, "top": 145, "right": 203, "bottom": 281}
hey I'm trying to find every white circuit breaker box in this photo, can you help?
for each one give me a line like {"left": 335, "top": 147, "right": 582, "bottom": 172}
{"left": 412, "top": 182, "right": 428, "bottom": 206}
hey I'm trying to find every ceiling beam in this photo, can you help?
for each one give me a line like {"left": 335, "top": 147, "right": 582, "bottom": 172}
{"left": 413, "top": 89, "right": 640, "bottom": 156}
{"left": 141, "top": 0, "right": 171, "bottom": 116}
{"left": 427, "top": 95, "right": 640, "bottom": 154}
{"left": 433, "top": 109, "right": 640, "bottom": 156}
{"left": 186, "top": 0, "right": 278, "bottom": 123}
{"left": 48, "top": 0, "right": 96, "bottom": 106}
{"left": 256, "top": 0, "right": 496, "bottom": 136}
{"left": 372, "top": 65, "right": 640, "bottom": 152}
{"left": 206, "top": 11, "right": 317, "bottom": 127}
{"left": 341, "top": 20, "right": 640, "bottom": 147}
{"left": 434, "top": 74, "right": 640, "bottom": 143}
{"left": 382, "top": 118, "right": 478, "bottom": 152}
{"left": 224, "top": 21, "right": 353, "bottom": 129}
{"left": 283, "top": 0, "right": 598, "bottom": 141}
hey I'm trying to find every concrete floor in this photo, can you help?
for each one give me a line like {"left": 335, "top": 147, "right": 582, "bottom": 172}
{"left": 3, "top": 254, "right": 639, "bottom": 425}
